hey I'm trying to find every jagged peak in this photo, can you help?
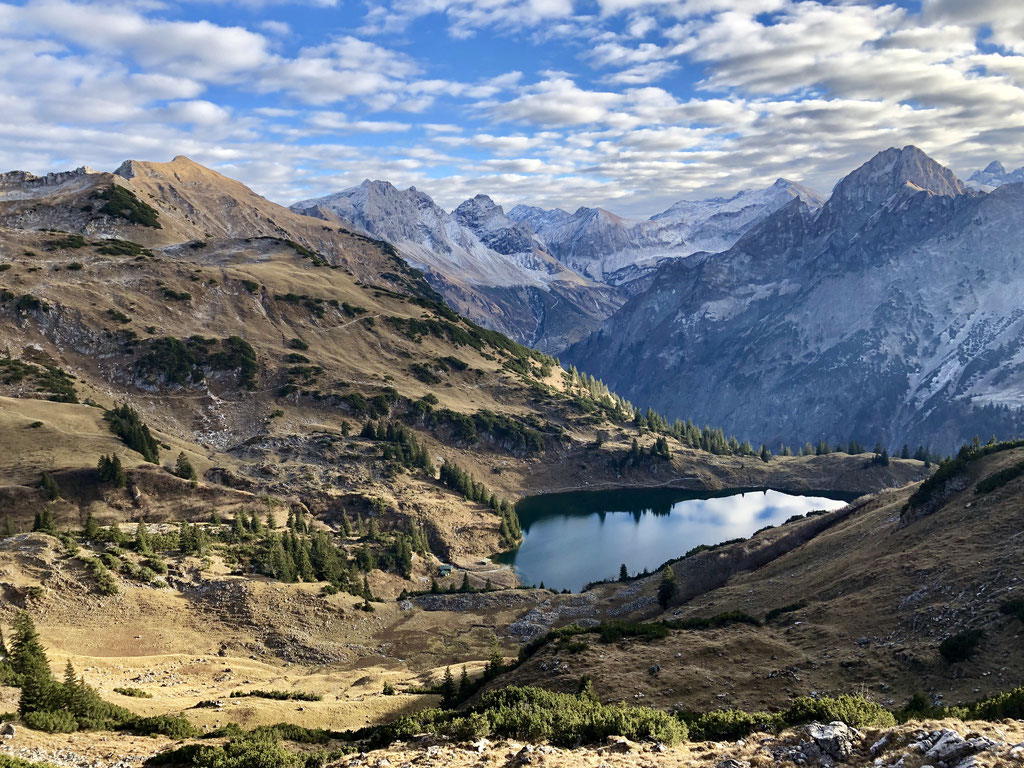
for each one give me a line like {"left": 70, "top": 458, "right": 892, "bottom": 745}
{"left": 832, "top": 146, "right": 965, "bottom": 201}
{"left": 983, "top": 161, "right": 1006, "bottom": 176}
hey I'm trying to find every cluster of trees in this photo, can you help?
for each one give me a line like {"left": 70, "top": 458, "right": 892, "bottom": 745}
{"left": 0, "top": 611, "right": 194, "bottom": 736}
{"left": 438, "top": 460, "right": 521, "bottom": 547}
{"left": 104, "top": 404, "right": 159, "bottom": 464}
{"left": 361, "top": 420, "right": 433, "bottom": 473}
{"left": 228, "top": 507, "right": 429, "bottom": 593}
{"left": 561, "top": 365, "right": 636, "bottom": 422}
{"left": 97, "top": 454, "right": 127, "bottom": 487}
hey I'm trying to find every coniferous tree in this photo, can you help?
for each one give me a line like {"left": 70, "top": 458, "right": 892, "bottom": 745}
{"left": 901, "top": 444, "right": 911, "bottom": 460}
{"left": 657, "top": 565, "right": 677, "bottom": 609}
{"left": 0, "top": 515, "right": 12, "bottom": 538}
{"left": 97, "top": 454, "right": 128, "bottom": 487}
{"left": 173, "top": 452, "right": 196, "bottom": 481}
{"left": 32, "top": 509, "right": 55, "bottom": 535}
{"left": 82, "top": 510, "right": 99, "bottom": 540}
{"left": 11, "top": 612, "right": 55, "bottom": 715}
{"left": 440, "top": 666, "right": 456, "bottom": 706}
{"left": 39, "top": 473, "right": 61, "bottom": 501}
{"left": 619, "top": 563, "right": 628, "bottom": 582}
{"left": 458, "top": 666, "right": 470, "bottom": 699}
{"left": 486, "top": 638, "right": 504, "bottom": 678}
{"left": 134, "top": 520, "right": 151, "bottom": 554}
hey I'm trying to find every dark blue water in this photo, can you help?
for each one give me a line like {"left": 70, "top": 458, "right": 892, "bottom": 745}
{"left": 494, "top": 488, "right": 851, "bottom": 592}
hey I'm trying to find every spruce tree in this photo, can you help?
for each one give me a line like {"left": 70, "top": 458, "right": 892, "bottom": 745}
{"left": 11, "top": 612, "right": 54, "bottom": 715}
{"left": 458, "top": 666, "right": 470, "bottom": 698}
{"left": 486, "top": 638, "right": 504, "bottom": 677}
{"left": 440, "top": 666, "right": 456, "bottom": 706}
{"left": 39, "top": 473, "right": 61, "bottom": 501}
{"left": 0, "top": 515, "right": 13, "bottom": 538}
{"left": 657, "top": 565, "right": 677, "bottom": 609}
{"left": 134, "top": 520, "right": 151, "bottom": 554}
{"left": 619, "top": 563, "right": 628, "bottom": 582}
{"left": 82, "top": 510, "right": 99, "bottom": 540}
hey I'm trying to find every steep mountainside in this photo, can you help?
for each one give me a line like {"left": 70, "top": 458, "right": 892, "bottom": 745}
{"left": 290, "top": 181, "right": 620, "bottom": 352}
{"left": 566, "top": 146, "right": 1024, "bottom": 452}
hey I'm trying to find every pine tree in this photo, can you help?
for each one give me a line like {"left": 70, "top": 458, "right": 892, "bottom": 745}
{"left": 39, "top": 473, "right": 61, "bottom": 501}
{"left": 619, "top": 563, "right": 628, "bottom": 582}
{"left": 82, "top": 510, "right": 99, "bottom": 540}
{"left": 657, "top": 565, "right": 677, "bottom": 609}
{"left": 1, "top": 515, "right": 13, "bottom": 538}
{"left": 97, "top": 454, "right": 127, "bottom": 487}
{"left": 134, "top": 520, "right": 151, "bottom": 554}
{"left": 458, "top": 665, "right": 470, "bottom": 698}
{"left": 486, "top": 638, "right": 504, "bottom": 678}
{"left": 362, "top": 575, "right": 373, "bottom": 601}
{"left": 0, "top": 627, "right": 7, "bottom": 659}
{"left": 901, "top": 444, "right": 911, "bottom": 460}
{"left": 108, "top": 522, "right": 127, "bottom": 546}
{"left": 32, "top": 509, "right": 55, "bottom": 535}
{"left": 11, "top": 612, "right": 55, "bottom": 715}
{"left": 440, "top": 666, "right": 456, "bottom": 706}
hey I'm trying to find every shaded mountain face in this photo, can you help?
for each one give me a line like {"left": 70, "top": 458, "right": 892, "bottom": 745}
{"left": 290, "top": 181, "right": 620, "bottom": 352}
{"left": 565, "top": 146, "right": 1024, "bottom": 453}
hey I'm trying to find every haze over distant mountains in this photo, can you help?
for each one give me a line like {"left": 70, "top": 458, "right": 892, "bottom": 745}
{"left": 291, "top": 178, "right": 821, "bottom": 351}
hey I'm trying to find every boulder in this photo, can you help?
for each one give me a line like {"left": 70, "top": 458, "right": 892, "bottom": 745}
{"left": 805, "top": 721, "right": 863, "bottom": 759}
{"left": 0, "top": 722, "right": 14, "bottom": 737}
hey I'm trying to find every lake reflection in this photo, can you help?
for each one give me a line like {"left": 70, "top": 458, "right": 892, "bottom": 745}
{"left": 494, "top": 488, "right": 851, "bottom": 592}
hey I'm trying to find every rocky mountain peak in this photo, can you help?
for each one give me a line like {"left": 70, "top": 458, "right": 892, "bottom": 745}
{"left": 834, "top": 146, "right": 964, "bottom": 201}
{"left": 983, "top": 161, "right": 1006, "bottom": 176}
{"left": 816, "top": 146, "right": 964, "bottom": 239}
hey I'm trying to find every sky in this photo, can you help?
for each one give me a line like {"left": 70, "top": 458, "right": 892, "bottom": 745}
{"left": 1, "top": 0, "right": 1023, "bottom": 215}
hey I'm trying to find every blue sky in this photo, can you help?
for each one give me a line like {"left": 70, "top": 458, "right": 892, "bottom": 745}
{"left": 1, "top": 0, "right": 1023, "bottom": 214}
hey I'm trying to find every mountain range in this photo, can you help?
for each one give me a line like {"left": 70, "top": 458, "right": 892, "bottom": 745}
{"left": 290, "top": 178, "right": 820, "bottom": 351}
{"left": 565, "top": 147, "right": 1024, "bottom": 452}
{"left": 4, "top": 149, "right": 1021, "bottom": 454}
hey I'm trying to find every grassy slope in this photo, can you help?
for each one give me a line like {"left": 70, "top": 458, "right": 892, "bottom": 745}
{"left": 501, "top": 446, "right": 1024, "bottom": 713}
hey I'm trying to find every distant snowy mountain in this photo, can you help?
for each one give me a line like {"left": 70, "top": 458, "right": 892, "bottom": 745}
{"left": 291, "top": 178, "right": 824, "bottom": 350}
{"left": 290, "top": 181, "right": 620, "bottom": 352}
{"left": 966, "top": 161, "right": 1024, "bottom": 191}
{"left": 508, "top": 179, "right": 824, "bottom": 282}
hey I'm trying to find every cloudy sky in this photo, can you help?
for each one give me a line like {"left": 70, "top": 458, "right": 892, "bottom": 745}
{"left": 1, "top": 0, "right": 1023, "bottom": 215}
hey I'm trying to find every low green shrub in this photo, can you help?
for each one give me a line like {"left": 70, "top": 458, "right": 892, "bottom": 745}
{"left": 939, "top": 628, "right": 984, "bottom": 663}
{"left": 765, "top": 601, "right": 808, "bottom": 623}
{"left": 24, "top": 709, "right": 78, "bottom": 733}
{"left": 128, "top": 714, "right": 199, "bottom": 739}
{"left": 229, "top": 690, "right": 322, "bottom": 702}
{"left": 683, "top": 708, "right": 784, "bottom": 741}
{"left": 368, "top": 686, "right": 686, "bottom": 748}
{"left": 114, "top": 687, "right": 152, "bottom": 698}
{"left": 784, "top": 695, "right": 896, "bottom": 729}
{"left": 0, "top": 755, "right": 61, "bottom": 768}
